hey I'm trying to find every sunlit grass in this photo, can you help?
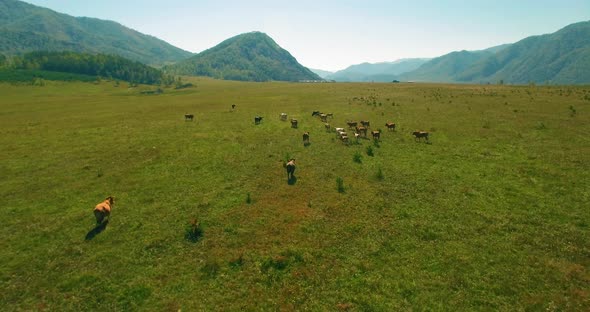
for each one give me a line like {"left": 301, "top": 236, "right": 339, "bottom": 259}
{"left": 0, "top": 78, "right": 588, "bottom": 310}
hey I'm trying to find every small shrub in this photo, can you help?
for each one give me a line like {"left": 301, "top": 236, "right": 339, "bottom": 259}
{"left": 366, "top": 146, "right": 374, "bottom": 157}
{"left": 185, "top": 218, "right": 203, "bottom": 242}
{"left": 375, "top": 167, "right": 384, "bottom": 181}
{"left": 261, "top": 255, "right": 288, "bottom": 272}
{"left": 336, "top": 177, "right": 345, "bottom": 193}
{"left": 353, "top": 151, "right": 362, "bottom": 163}
{"left": 200, "top": 261, "right": 220, "bottom": 278}
{"left": 229, "top": 253, "right": 244, "bottom": 269}
{"left": 569, "top": 105, "right": 576, "bottom": 117}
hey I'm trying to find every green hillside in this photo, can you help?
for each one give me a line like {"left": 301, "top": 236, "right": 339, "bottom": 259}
{"left": 400, "top": 50, "right": 494, "bottom": 82}
{"left": 0, "top": 0, "right": 192, "bottom": 65}
{"left": 165, "top": 32, "right": 321, "bottom": 82}
{"left": 2, "top": 51, "right": 172, "bottom": 84}
{"left": 401, "top": 21, "right": 590, "bottom": 84}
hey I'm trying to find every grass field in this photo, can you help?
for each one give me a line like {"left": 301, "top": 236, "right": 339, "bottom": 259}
{"left": 0, "top": 78, "right": 589, "bottom": 311}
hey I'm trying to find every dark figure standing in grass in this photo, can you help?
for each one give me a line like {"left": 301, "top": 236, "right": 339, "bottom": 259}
{"left": 285, "top": 159, "right": 296, "bottom": 180}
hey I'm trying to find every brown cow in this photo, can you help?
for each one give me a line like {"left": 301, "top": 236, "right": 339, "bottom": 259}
{"left": 94, "top": 196, "right": 114, "bottom": 224}
{"left": 325, "top": 123, "right": 331, "bottom": 131}
{"left": 412, "top": 131, "right": 429, "bottom": 141}
{"left": 360, "top": 120, "right": 370, "bottom": 128}
{"left": 303, "top": 132, "right": 310, "bottom": 145}
{"left": 346, "top": 121, "right": 358, "bottom": 129}
{"left": 371, "top": 130, "right": 381, "bottom": 141}
{"left": 291, "top": 119, "right": 298, "bottom": 128}
{"left": 385, "top": 122, "right": 396, "bottom": 131}
{"left": 320, "top": 114, "right": 328, "bottom": 122}
{"left": 355, "top": 125, "right": 367, "bottom": 137}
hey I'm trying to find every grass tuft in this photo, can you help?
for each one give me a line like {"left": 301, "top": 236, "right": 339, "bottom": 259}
{"left": 185, "top": 218, "right": 203, "bottom": 243}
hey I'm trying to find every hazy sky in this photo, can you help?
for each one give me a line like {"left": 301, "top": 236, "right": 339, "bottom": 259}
{"left": 22, "top": 0, "right": 590, "bottom": 71}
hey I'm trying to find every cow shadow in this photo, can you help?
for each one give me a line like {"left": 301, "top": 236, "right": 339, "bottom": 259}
{"left": 288, "top": 175, "right": 298, "bottom": 185}
{"left": 85, "top": 220, "right": 109, "bottom": 240}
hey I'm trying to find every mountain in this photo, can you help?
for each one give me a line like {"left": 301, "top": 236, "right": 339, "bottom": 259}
{"left": 398, "top": 50, "right": 494, "bottom": 82}
{"left": 400, "top": 21, "right": 590, "bottom": 84}
{"left": 310, "top": 68, "right": 334, "bottom": 79}
{"left": 0, "top": 0, "right": 192, "bottom": 65}
{"left": 165, "top": 32, "right": 321, "bottom": 82}
{"left": 326, "top": 58, "right": 430, "bottom": 82}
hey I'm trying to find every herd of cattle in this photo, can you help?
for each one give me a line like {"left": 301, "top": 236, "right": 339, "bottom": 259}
{"left": 183, "top": 109, "right": 429, "bottom": 146}
{"left": 252, "top": 110, "right": 429, "bottom": 145}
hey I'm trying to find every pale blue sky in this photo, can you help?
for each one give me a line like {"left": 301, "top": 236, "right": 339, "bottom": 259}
{"left": 22, "top": 0, "right": 590, "bottom": 71}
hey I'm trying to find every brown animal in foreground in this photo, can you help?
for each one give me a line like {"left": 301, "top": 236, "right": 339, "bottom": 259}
{"left": 385, "top": 122, "right": 396, "bottom": 131}
{"left": 94, "top": 196, "right": 114, "bottom": 224}
{"left": 412, "top": 131, "right": 429, "bottom": 141}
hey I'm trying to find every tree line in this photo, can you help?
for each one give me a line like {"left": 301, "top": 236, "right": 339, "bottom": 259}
{"left": 0, "top": 51, "right": 176, "bottom": 85}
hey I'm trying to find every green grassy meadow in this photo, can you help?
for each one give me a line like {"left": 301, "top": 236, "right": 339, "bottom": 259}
{"left": 0, "top": 78, "right": 589, "bottom": 311}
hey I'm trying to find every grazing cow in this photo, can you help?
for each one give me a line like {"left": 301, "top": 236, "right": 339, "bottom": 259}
{"left": 325, "top": 123, "right": 331, "bottom": 131}
{"left": 354, "top": 132, "right": 361, "bottom": 141}
{"left": 337, "top": 130, "right": 347, "bottom": 138}
{"left": 412, "top": 131, "right": 429, "bottom": 141}
{"left": 355, "top": 125, "right": 367, "bottom": 137}
{"left": 280, "top": 113, "right": 288, "bottom": 121}
{"left": 291, "top": 119, "right": 298, "bottom": 128}
{"left": 320, "top": 114, "right": 328, "bottom": 122}
{"left": 231, "top": 104, "right": 236, "bottom": 110}
{"left": 286, "top": 159, "right": 296, "bottom": 180}
{"left": 303, "top": 132, "right": 310, "bottom": 145}
{"left": 184, "top": 114, "right": 194, "bottom": 121}
{"left": 385, "top": 122, "right": 396, "bottom": 131}
{"left": 326, "top": 113, "right": 334, "bottom": 119}
{"left": 94, "top": 196, "right": 114, "bottom": 225}
{"left": 346, "top": 121, "right": 358, "bottom": 129}
{"left": 371, "top": 130, "right": 381, "bottom": 141}
{"left": 335, "top": 127, "right": 344, "bottom": 133}
{"left": 312, "top": 111, "right": 321, "bottom": 117}
{"left": 340, "top": 135, "right": 349, "bottom": 144}
{"left": 255, "top": 116, "right": 263, "bottom": 125}
{"left": 360, "top": 120, "right": 370, "bottom": 128}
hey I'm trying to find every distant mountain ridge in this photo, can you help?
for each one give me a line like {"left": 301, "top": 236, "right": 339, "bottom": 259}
{"left": 0, "top": 0, "right": 192, "bottom": 65}
{"left": 310, "top": 68, "right": 334, "bottom": 79}
{"left": 400, "top": 21, "right": 590, "bottom": 84}
{"left": 165, "top": 32, "right": 321, "bottom": 82}
{"left": 326, "top": 58, "right": 430, "bottom": 82}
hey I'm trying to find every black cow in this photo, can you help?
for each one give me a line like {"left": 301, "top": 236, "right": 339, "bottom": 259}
{"left": 185, "top": 114, "right": 194, "bottom": 121}
{"left": 285, "top": 159, "right": 296, "bottom": 180}
{"left": 303, "top": 132, "right": 310, "bottom": 145}
{"left": 255, "top": 116, "right": 263, "bottom": 125}
{"left": 312, "top": 111, "right": 321, "bottom": 117}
